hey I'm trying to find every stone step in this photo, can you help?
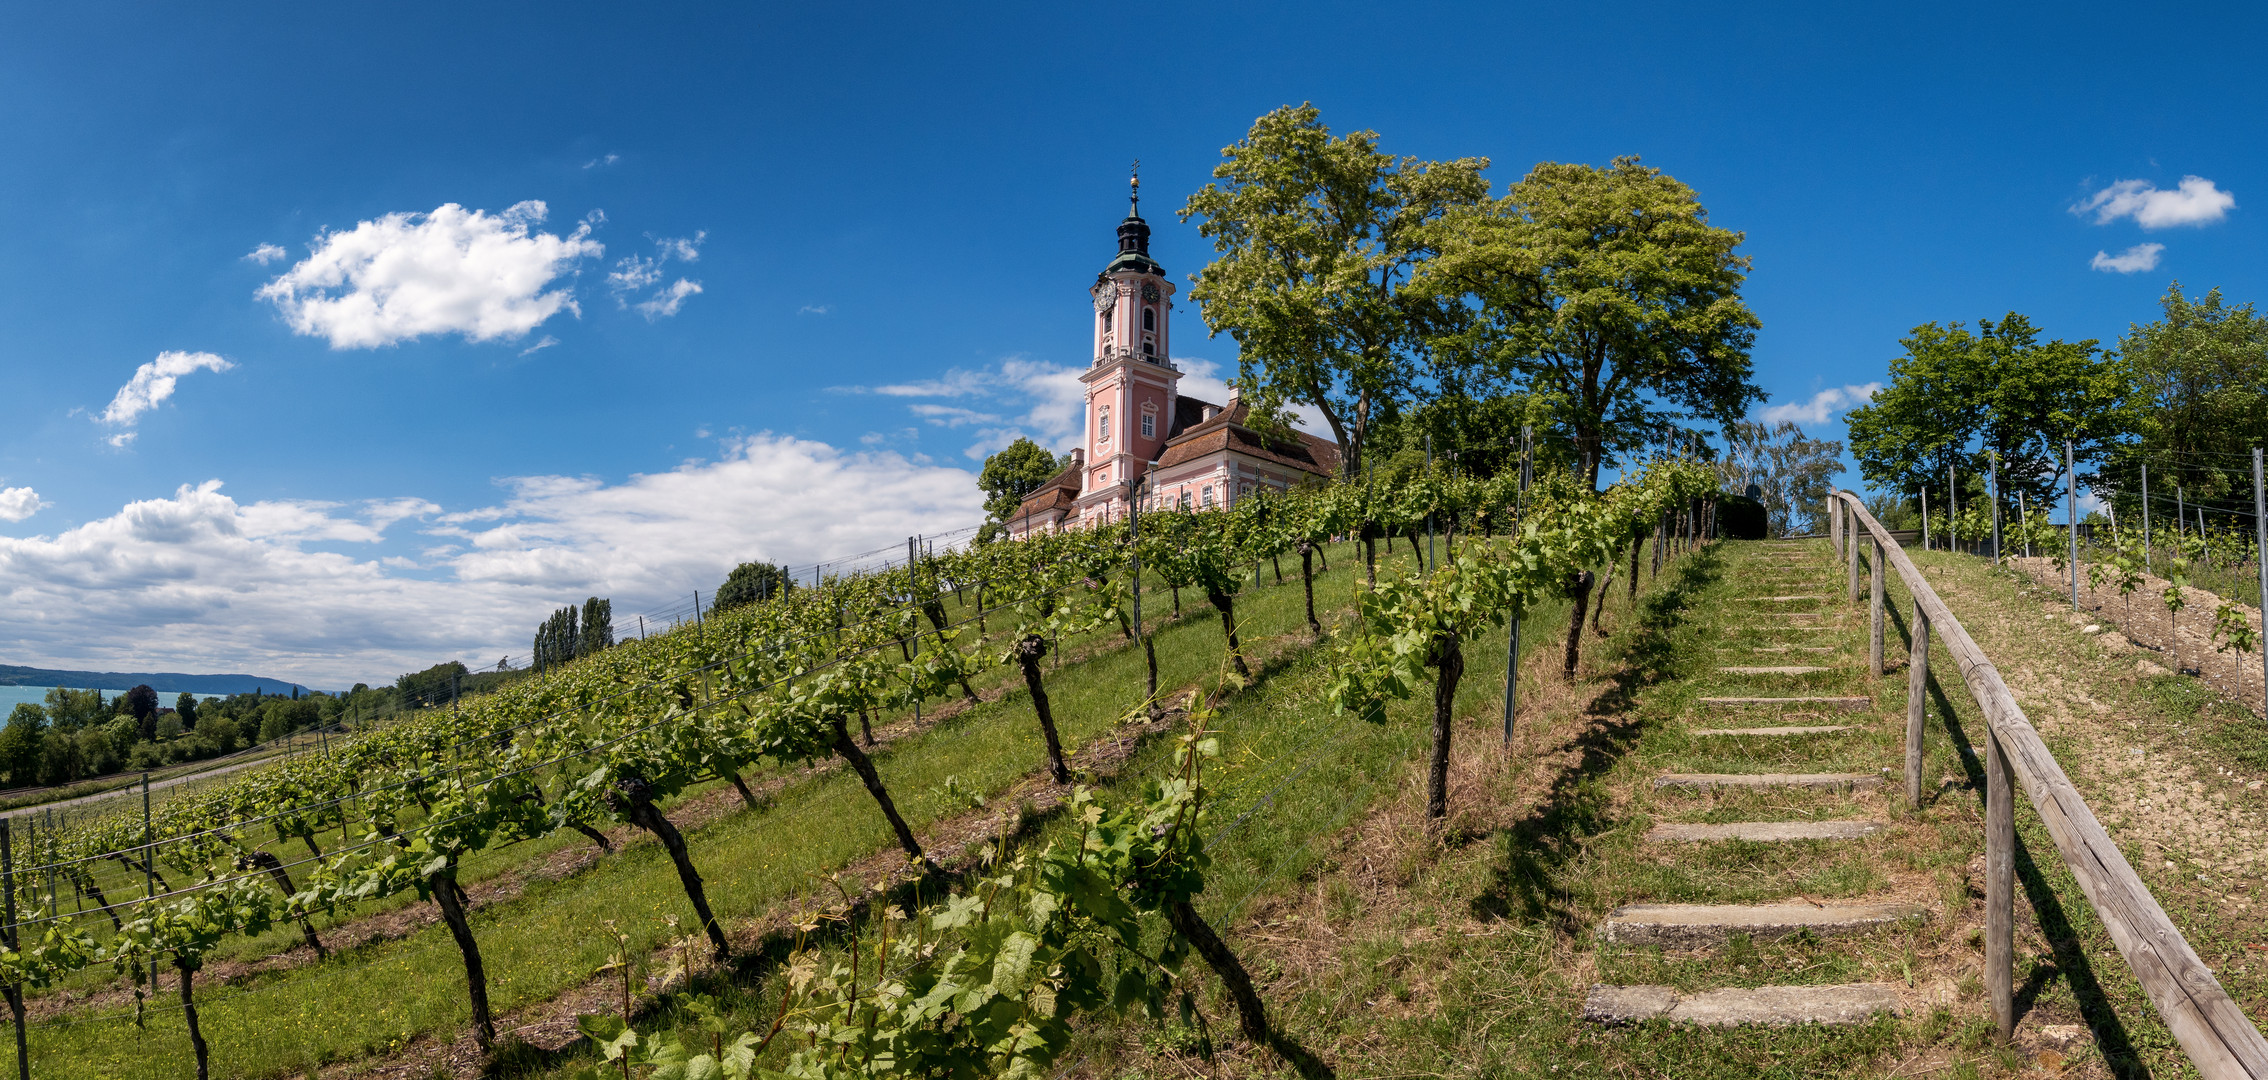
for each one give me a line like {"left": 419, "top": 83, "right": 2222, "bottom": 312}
{"left": 1654, "top": 772, "right": 1883, "bottom": 792}
{"left": 1699, "top": 696, "right": 1871, "bottom": 711}
{"left": 1689, "top": 725, "right": 1852, "bottom": 737}
{"left": 1596, "top": 901, "right": 1927, "bottom": 946}
{"left": 1748, "top": 595, "right": 1829, "bottom": 602}
{"left": 1718, "top": 665, "right": 1834, "bottom": 676}
{"left": 1775, "top": 612, "right": 1827, "bottom": 620}
{"left": 1646, "top": 820, "right": 1884, "bottom": 843}
{"left": 1583, "top": 983, "right": 1899, "bottom": 1026}
{"left": 1740, "top": 646, "right": 1835, "bottom": 653}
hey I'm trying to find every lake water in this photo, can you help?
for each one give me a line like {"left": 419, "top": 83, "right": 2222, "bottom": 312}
{"left": 0, "top": 686, "right": 220, "bottom": 713}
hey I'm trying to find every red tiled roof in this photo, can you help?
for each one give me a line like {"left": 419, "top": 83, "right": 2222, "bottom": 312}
{"left": 1011, "top": 457, "right": 1083, "bottom": 518}
{"left": 1155, "top": 400, "right": 1338, "bottom": 478}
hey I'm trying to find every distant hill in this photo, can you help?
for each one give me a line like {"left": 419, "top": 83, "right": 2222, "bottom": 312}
{"left": 0, "top": 664, "right": 307, "bottom": 696}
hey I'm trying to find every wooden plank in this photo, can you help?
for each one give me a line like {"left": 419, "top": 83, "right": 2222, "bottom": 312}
{"left": 1836, "top": 493, "right": 2268, "bottom": 1078}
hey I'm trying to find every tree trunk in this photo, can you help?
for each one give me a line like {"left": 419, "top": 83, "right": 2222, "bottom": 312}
{"left": 622, "top": 793, "right": 730, "bottom": 963}
{"left": 1427, "top": 632, "right": 1464, "bottom": 820}
{"left": 1300, "top": 543, "right": 1320, "bottom": 638}
{"left": 3, "top": 983, "right": 24, "bottom": 1080}
{"left": 242, "top": 851, "right": 326, "bottom": 957}
{"left": 1271, "top": 554, "right": 1284, "bottom": 585}
{"left": 1207, "top": 591, "right": 1251, "bottom": 679}
{"left": 1364, "top": 532, "right": 1377, "bottom": 585}
{"left": 79, "top": 873, "right": 123, "bottom": 933}
{"left": 1167, "top": 899, "right": 1270, "bottom": 1047}
{"left": 300, "top": 832, "right": 323, "bottom": 860}
{"left": 1014, "top": 636, "right": 1072, "bottom": 784}
{"left": 1171, "top": 585, "right": 1182, "bottom": 619}
{"left": 430, "top": 863, "right": 496, "bottom": 1054}
{"left": 1562, "top": 570, "right": 1596, "bottom": 678}
{"left": 173, "top": 961, "right": 209, "bottom": 1080}
{"left": 828, "top": 715, "right": 926, "bottom": 863}
{"left": 1628, "top": 528, "right": 1642, "bottom": 602}
{"left": 1317, "top": 543, "right": 1329, "bottom": 573}
{"left": 859, "top": 708, "right": 876, "bottom": 747}
{"left": 727, "top": 771, "right": 762, "bottom": 811}
{"left": 571, "top": 821, "right": 614, "bottom": 852}
{"left": 1591, "top": 558, "right": 1616, "bottom": 637}
{"left": 112, "top": 854, "right": 171, "bottom": 895}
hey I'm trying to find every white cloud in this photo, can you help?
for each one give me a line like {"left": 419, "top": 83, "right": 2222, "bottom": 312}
{"left": 798, "top": 304, "right": 830, "bottom": 316}
{"left": 583, "top": 154, "right": 620, "bottom": 169}
{"left": 0, "top": 488, "right": 46, "bottom": 523}
{"left": 2073, "top": 176, "right": 2235, "bottom": 229}
{"left": 609, "top": 232, "right": 706, "bottom": 320}
{"left": 2090, "top": 242, "right": 2164, "bottom": 273}
{"left": 244, "top": 243, "right": 287, "bottom": 265}
{"left": 0, "top": 436, "right": 980, "bottom": 686}
{"left": 98, "top": 351, "right": 235, "bottom": 443}
{"left": 1757, "top": 382, "right": 1882, "bottom": 426}
{"left": 908, "top": 404, "right": 1003, "bottom": 427}
{"left": 256, "top": 201, "right": 604, "bottom": 349}
{"left": 635, "top": 279, "right": 703, "bottom": 320}
{"left": 519, "top": 335, "right": 560, "bottom": 357}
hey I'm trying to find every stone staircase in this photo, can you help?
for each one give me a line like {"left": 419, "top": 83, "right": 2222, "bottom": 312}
{"left": 1585, "top": 539, "right": 1922, "bottom": 1029}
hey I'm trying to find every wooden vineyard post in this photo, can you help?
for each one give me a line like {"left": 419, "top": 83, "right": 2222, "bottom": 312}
{"left": 2, "top": 818, "right": 23, "bottom": 1080}
{"left": 1991, "top": 450, "right": 2003, "bottom": 564}
{"left": 1830, "top": 492, "right": 1840, "bottom": 551}
{"left": 1986, "top": 725, "right": 2016, "bottom": 1042}
{"left": 2255, "top": 448, "right": 2266, "bottom": 714}
{"left": 2067, "top": 440, "right": 2079, "bottom": 610}
{"left": 1921, "top": 486, "right": 1930, "bottom": 551}
{"left": 1505, "top": 431, "right": 1530, "bottom": 746}
{"left": 1906, "top": 598, "right": 1930, "bottom": 810}
{"left": 1871, "top": 535, "right": 1886, "bottom": 676}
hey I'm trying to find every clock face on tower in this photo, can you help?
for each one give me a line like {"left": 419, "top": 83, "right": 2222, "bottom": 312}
{"left": 1093, "top": 282, "right": 1118, "bottom": 313}
{"left": 1141, "top": 280, "right": 1160, "bottom": 304}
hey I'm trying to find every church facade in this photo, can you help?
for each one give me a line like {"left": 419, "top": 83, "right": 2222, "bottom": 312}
{"left": 1005, "top": 182, "right": 1340, "bottom": 538}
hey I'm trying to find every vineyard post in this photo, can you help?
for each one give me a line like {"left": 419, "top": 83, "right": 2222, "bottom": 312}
{"left": 1948, "top": 462, "right": 1958, "bottom": 556}
{"left": 2066, "top": 440, "right": 2078, "bottom": 609}
{"left": 1, "top": 818, "right": 21, "bottom": 1080}
{"left": 2141, "top": 462, "right": 2151, "bottom": 571}
{"left": 2254, "top": 447, "right": 2266, "bottom": 706}
{"left": 1986, "top": 719, "right": 2015, "bottom": 1043}
{"left": 1990, "top": 450, "right": 2002, "bottom": 565}
{"left": 1424, "top": 433, "right": 1435, "bottom": 576}
{"left": 1504, "top": 430, "right": 1530, "bottom": 747}
{"left": 693, "top": 589, "right": 703, "bottom": 627}
{"left": 2177, "top": 484, "right": 2185, "bottom": 551}
{"left": 143, "top": 771, "right": 157, "bottom": 990}
{"left": 1847, "top": 501, "right": 1861, "bottom": 604}
{"left": 2017, "top": 491, "right": 2028, "bottom": 559}
{"left": 907, "top": 536, "right": 923, "bottom": 728}
{"left": 638, "top": 614, "right": 647, "bottom": 641}
{"left": 1920, "top": 486, "right": 1929, "bottom": 550}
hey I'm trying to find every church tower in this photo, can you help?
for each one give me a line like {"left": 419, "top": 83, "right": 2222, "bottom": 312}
{"left": 1076, "top": 168, "right": 1179, "bottom": 524}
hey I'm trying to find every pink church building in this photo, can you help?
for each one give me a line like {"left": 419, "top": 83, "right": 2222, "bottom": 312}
{"left": 1006, "top": 181, "right": 1340, "bottom": 538}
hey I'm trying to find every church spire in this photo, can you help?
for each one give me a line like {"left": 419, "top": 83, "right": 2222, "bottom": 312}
{"left": 1129, "top": 160, "right": 1140, "bottom": 216}
{"left": 1109, "top": 162, "right": 1159, "bottom": 272}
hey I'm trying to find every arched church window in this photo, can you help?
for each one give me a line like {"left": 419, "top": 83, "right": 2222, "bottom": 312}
{"left": 1099, "top": 407, "right": 1110, "bottom": 441}
{"left": 1143, "top": 307, "right": 1156, "bottom": 331}
{"left": 1140, "top": 412, "right": 1155, "bottom": 439}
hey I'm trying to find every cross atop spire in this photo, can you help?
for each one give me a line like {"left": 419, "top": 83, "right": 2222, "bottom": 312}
{"left": 1129, "top": 160, "right": 1141, "bottom": 215}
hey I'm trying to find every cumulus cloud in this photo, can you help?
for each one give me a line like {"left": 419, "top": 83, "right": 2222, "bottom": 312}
{"left": 0, "top": 436, "right": 979, "bottom": 686}
{"left": 609, "top": 232, "right": 705, "bottom": 320}
{"left": 244, "top": 243, "right": 287, "bottom": 265}
{"left": 2091, "top": 243, "right": 2165, "bottom": 273}
{"left": 0, "top": 488, "right": 46, "bottom": 523}
{"left": 98, "top": 351, "right": 235, "bottom": 443}
{"left": 256, "top": 201, "right": 604, "bottom": 348}
{"left": 2073, "top": 176, "right": 2235, "bottom": 228}
{"left": 798, "top": 304, "right": 830, "bottom": 316}
{"left": 1757, "top": 383, "right": 1882, "bottom": 426}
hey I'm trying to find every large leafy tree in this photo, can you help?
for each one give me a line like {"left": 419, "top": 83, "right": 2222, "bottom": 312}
{"left": 976, "top": 437, "right": 1063, "bottom": 522}
{"left": 1847, "top": 315, "right": 2124, "bottom": 506}
{"left": 1181, "top": 104, "right": 1491, "bottom": 478}
{"left": 712, "top": 560, "right": 788, "bottom": 612}
{"left": 1420, "top": 156, "right": 1762, "bottom": 490}
{"left": 2106, "top": 283, "right": 2268, "bottom": 506}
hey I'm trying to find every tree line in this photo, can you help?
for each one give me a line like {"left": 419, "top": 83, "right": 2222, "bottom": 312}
{"left": 1848, "top": 284, "right": 2268, "bottom": 527}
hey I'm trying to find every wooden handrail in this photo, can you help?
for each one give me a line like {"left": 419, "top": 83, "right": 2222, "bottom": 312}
{"left": 1830, "top": 490, "right": 2268, "bottom": 1077}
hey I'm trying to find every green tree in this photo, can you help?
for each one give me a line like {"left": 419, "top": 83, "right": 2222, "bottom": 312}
{"left": 712, "top": 561, "right": 788, "bottom": 612}
{"left": 2106, "top": 283, "right": 2268, "bottom": 506}
{"left": 1181, "top": 104, "right": 1491, "bottom": 478}
{"left": 1421, "top": 156, "right": 1762, "bottom": 489}
{"left": 0, "top": 704, "right": 46, "bottom": 787}
{"left": 579, "top": 597, "right": 613, "bottom": 656}
{"left": 976, "top": 438, "right": 1064, "bottom": 522}
{"left": 43, "top": 687, "right": 103, "bottom": 732}
{"left": 396, "top": 660, "right": 470, "bottom": 706}
{"left": 174, "top": 692, "right": 199, "bottom": 730}
{"left": 124, "top": 684, "right": 160, "bottom": 740}
{"left": 532, "top": 604, "right": 579, "bottom": 671}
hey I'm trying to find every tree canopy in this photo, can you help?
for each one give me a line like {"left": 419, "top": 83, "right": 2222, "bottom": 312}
{"left": 976, "top": 438, "right": 1064, "bottom": 522}
{"left": 1717, "top": 421, "right": 1844, "bottom": 536}
{"left": 713, "top": 560, "right": 788, "bottom": 612}
{"left": 2104, "top": 283, "right": 2268, "bottom": 506}
{"left": 1417, "top": 156, "right": 1762, "bottom": 489}
{"left": 1181, "top": 103, "right": 1490, "bottom": 478}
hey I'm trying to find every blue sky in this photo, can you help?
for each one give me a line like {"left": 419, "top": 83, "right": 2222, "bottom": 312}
{"left": 0, "top": 1, "right": 2260, "bottom": 686}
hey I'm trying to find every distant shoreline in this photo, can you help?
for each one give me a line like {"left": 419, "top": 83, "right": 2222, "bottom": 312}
{"left": 0, "top": 664, "right": 308, "bottom": 697}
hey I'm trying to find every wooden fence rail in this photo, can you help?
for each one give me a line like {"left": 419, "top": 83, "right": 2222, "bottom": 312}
{"left": 1830, "top": 490, "right": 2268, "bottom": 1077}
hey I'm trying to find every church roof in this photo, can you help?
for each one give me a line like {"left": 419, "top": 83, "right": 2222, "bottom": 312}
{"left": 1010, "top": 452, "right": 1083, "bottom": 520}
{"left": 1156, "top": 399, "right": 1341, "bottom": 478}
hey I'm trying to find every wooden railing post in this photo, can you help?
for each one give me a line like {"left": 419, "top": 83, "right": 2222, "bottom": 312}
{"left": 1907, "top": 599, "right": 1929, "bottom": 810}
{"left": 1986, "top": 725, "right": 2016, "bottom": 1042}
{"left": 1847, "top": 501, "right": 1862, "bottom": 604}
{"left": 1831, "top": 495, "right": 1841, "bottom": 551}
{"left": 1871, "top": 536, "right": 1886, "bottom": 676}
